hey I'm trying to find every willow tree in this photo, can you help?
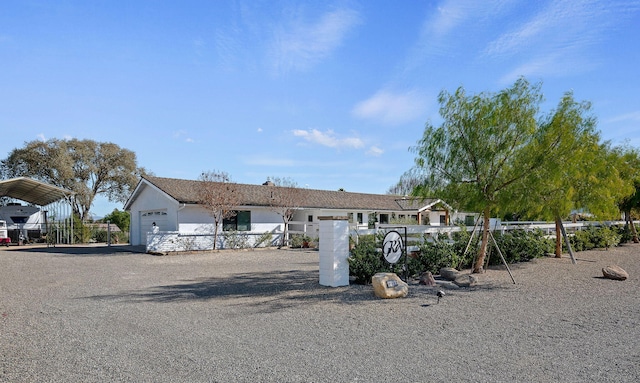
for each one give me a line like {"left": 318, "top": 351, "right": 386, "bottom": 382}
{"left": 612, "top": 145, "right": 640, "bottom": 242}
{"left": 505, "top": 93, "right": 629, "bottom": 257}
{"left": 411, "top": 78, "right": 546, "bottom": 273}
{"left": 197, "top": 170, "right": 243, "bottom": 250}
{"left": 1, "top": 138, "right": 145, "bottom": 220}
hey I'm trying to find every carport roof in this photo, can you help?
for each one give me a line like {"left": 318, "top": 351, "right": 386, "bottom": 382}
{"left": 0, "top": 177, "right": 74, "bottom": 206}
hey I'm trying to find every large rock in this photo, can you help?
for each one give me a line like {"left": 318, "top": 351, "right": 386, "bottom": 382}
{"left": 453, "top": 274, "right": 478, "bottom": 288}
{"left": 439, "top": 267, "right": 460, "bottom": 281}
{"left": 602, "top": 265, "right": 629, "bottom": 281}
{"left": 372, "top": 273, "right": 409, "bottom": 299}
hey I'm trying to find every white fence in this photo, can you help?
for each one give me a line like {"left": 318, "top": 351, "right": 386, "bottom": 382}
{"left": 146, "top": 219, "right": 630, "bottom": 254}
{"left": 146, "top": 230, "right": 281, "bottom": 253}
{"left": 350, "top": 220, "right": 629, "bottom": 253}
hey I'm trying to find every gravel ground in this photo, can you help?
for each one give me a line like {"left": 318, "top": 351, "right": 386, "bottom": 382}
{"left": 1, "top": 243, "right": 639, "bottom": 382}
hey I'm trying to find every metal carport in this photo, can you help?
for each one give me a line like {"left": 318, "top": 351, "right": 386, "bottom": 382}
{"left": 0, "top": 177, "right": 75, "bottom": 244}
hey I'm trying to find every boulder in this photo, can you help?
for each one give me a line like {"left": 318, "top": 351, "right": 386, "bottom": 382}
{"left": 602, "top": 265, "right": 628, "bottom": 281}
{"left": 372, "top": 273, "right": 409, "bottom": 299}
{"left": 439, "top": 267, "right": 460, "bottom": 281}
{"left": 419, "top": 271, "right": 437, "bottom": 286}
{"left": 453, "top": 274, "right": 478, "bottom": 288}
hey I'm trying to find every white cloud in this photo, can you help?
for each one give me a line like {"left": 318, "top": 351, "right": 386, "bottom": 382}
{"left": 245, "top": 156, "right": 297, "bottom": 167}
{"left": 605, "top": 111, "right": 640, "bottom": 123}
{"left": 269, "top": 8, "right": 361, "bottom": 74}
{"left": 366, "top": 146, "right": 384, "bottom": 157}
{"left": 352, "top": 89, "right": 428, "bottom": 125}
{"left": 257, "top": 127, "right": 263, "bottom": 133}
{"left": 36, "top": 133, "right": 46, "bottom": 141}
{"left": 486, "top": 0, "right": 637, "bottom": 81}
{"left": 173, "top": 130, "right": 194, "bottom": 143}
{"left": 292, "top": 129, "right": 364, "bottom": 149}
{"left": 403, "top": 0, "right": 510, "bottom": 71}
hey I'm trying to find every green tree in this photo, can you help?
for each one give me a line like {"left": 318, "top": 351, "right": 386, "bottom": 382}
{"left": 411, "top": 78, "right": 550, "bottom": 273}
{"left": 613, "top": 144, "right": 640, "bottom": 243}
{"left": 503, "top": 91, "right": 627, "bottom": 258}
{"left": 1, "top": 138, "right": 146, "bottom": 220}
{"left": 102, "top": 209, "right": 131, "bottom": 232}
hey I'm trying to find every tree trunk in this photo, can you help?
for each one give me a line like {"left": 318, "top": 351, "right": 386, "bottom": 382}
{"left": 473, "top": 208, "right": 491, "bottom": 273}
{"left": 554, "top": 216, "right": 563, "bottom": 258}
{"left": 280, "top": 219, "right": 288, "bottom": 248}
{"left": 626, "top": 210, "right": 639, "bottom": 243}
{"left": 213, "top": 224, "right": 219, "bottom": 250}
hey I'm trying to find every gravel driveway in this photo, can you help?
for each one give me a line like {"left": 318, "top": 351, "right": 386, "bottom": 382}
{"left": 1, "top": 243, "right": 639, "bottom": 382}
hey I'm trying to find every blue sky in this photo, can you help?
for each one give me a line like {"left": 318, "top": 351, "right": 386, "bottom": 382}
{"left": 1, "top": 0, "right": 639, "bottom": 217}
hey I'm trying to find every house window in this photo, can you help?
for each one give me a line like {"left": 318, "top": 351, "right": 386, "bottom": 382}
{"left": 465, "top": 215, "right": 475, "bottom": 226}
{"left": 223, "top": 211, "right": 251, "bottom": 231}
{"left": 440, "top": 215, "right": 447, "bottom": 225}
{"left": 308, "top": 215, "right": 313, "bottom": 222}
{"left": 379, "top": 214, "right": 389, "bottom": 224}
{"left": 357, "top": 213, "right": 363, "bottom": 224}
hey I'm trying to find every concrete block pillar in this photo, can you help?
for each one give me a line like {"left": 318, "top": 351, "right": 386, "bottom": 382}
{"left": 318, "top": 216, "right": 350, "bottom": 287}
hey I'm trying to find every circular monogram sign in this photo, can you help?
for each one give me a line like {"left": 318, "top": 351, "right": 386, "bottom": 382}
{"left": 382, "top": 230, "right": 404, "bottom": 264}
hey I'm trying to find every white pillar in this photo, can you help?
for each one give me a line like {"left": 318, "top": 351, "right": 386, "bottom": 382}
{"left": 318, "top": 216, "right": 350, "bottom": 287}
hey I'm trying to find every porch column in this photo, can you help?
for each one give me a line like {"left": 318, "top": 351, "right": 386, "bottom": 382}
{"left": 318, "top": 216, "right": 350, "bottom": 287}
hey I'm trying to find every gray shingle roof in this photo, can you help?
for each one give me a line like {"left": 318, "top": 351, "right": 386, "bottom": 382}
{"left": 141, "top": 176, "right": 439, "bottom": 212}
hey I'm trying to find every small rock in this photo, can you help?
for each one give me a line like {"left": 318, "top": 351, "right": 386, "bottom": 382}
{"left": 419, "top": 271, "right": 437, "bottom": 286}
{"left": 435, "top": 280, "right": 460, "bottom": 290}
{"left": 602, "top": 265, "right": 628, "bottom": 281}
{"left": 453, "top": 274, "right": 478, "bottom": 287}
{"left": 372, "top": 273, "right": 409, "bottom": 299}
{"left": 439, "top": 267, "right": 460, "bottom": 281}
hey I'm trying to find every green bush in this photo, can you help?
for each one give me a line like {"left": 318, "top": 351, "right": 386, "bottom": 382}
{"left": 489, "top": 229, "right": 553, "bottom": 265}
{"left": 569, "top": 226, "right": 622, "bottom": 251}
{"left": 347, "top": 224, "right": 624, "bottom": 284}
{"left": 348, "top": 234, "right": 401, "bottom": 284}
{"left": 408, "top": 236, "right": 462, "bottom": 276}
{"left": 615, "top": 223, "right": 640, "bottom": 244}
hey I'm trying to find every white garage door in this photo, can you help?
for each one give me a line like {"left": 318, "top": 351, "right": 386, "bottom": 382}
{"left": 140, "top": 210, "right": 168, "bottom": 245}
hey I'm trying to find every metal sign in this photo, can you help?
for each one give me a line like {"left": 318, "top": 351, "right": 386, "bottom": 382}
{"left": 382, "top": 230, "right": 404, "bottom": 264}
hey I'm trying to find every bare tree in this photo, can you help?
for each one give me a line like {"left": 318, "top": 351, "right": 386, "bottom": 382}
{"left": 265, "top": 177, "right": 306, "bottom": 247}
{"left": 197, "top": 171, "right": 242, "bottom": 250}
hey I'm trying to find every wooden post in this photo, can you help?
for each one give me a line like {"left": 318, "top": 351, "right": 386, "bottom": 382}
{"left": 559, "top": 220, "right": 577, "bottom": 264}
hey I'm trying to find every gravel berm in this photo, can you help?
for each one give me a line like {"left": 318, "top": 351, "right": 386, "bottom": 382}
{"left": 1, "top": 243, "right": 639, "bottom": 382}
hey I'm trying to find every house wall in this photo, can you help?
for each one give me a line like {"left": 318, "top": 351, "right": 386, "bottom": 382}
{"left": 128, "top": 185, "right": 179, "bottom": 246}
{"left": 127, "top": 179, "right": 473, "bottom": 251}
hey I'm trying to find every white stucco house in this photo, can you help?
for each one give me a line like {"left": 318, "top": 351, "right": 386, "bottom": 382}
{"left": 124, "top": 176, "right": 475, "bottom": 252}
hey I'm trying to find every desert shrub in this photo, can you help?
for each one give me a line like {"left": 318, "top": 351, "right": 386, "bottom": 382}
{"left": 289, "top": 234, "right": 311, "bottom": 248}
{"left": 221, "top": 230, "right": 250, "bottom": 249}
{"left": 254, "top": 231, "right": 274, "bottom": 248}
{"left": 92, "top": 229, "right": 127, "bottom": 244}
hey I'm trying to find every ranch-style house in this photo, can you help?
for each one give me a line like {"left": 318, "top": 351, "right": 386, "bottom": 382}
{"left": 124, "top": 176, "right": 475, "bottom": 250}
